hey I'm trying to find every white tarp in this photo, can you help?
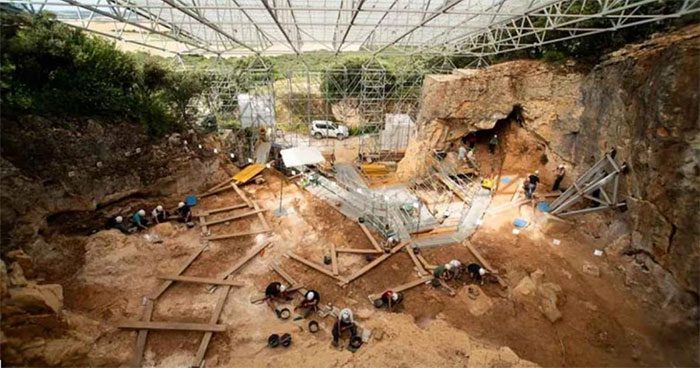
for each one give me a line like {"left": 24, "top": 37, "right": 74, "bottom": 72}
{"left": 280, "top": 146, "right": 325, "bottom": 168}
{"left": 238, "top": 93, "right": 275, "bottom": 128}
{"left": 381, "top": 114, "right": 415, "bottom": 151}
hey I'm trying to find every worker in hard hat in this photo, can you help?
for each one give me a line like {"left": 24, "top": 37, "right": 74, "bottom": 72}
{"left": 433, "top": 263, "right": 455, "bottom": 281}
{"left": 106, "top": 215, "right": 131, "bottom": 234}
{"left": 553, "top": 164, "right": 566, "bottom": 191}
{"left": 458, "top": 144, "right": 468, "bottom": 162}
{"left": 467, "top": 263, "right": 489, "bottom": 285}
{"left": 176, "top": 201, "right": 192, "bottom": 223}
{"left": 264, "top": 281, "right": 290, "bottom": 310}
{"left": 131, "top": 209, "right": 149, "bottom": 231}
{"left": 380, "top": 289, "right": 403, "bottom": 312}
{"left": 295, "top": 289, "right": 320, "bottom": 317}
{"left": 488, "top": 134, "right": 499, "bottom": 154}
{"left": 332, "top": 308, "right": 358, "bottom": 348}
{"left": 151, "top": 205, "right": 168, "bottom": 224}
{"left": 528, "top": 170, "right": 541, "bottom": 192}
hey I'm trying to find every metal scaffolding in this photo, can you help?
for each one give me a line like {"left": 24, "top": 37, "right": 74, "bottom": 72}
{"left": 4, "top": 0, "right": 697, "bottom": 57}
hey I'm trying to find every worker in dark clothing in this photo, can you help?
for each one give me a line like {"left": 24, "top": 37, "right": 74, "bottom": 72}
{"left": 380, "top": 289, "right": 403, "bottom": 311}
{"left": 106, "top": 215, "right": 131, "bottom": 234}
{"left": 523, "top": 177, "right": 533, "bottom": 199}
{"left": 151, "top": 205, "right": 168, "bottom": 224}
{"left": 264, "top": 281, "right": 289, "bottom": 309}
{"left": 433, "top": 263, "right": 455, "bottom": 281}
{"left": 177, "top": 202, "right": 192, "bottom": 223}
{"left": 295, "top": 289, "right": 320, "bottom": 317}
{"left": 132, "top": 209, "right": 149, "bottom": 231}
{"left": 467, "top": 263, "right": 488, "bottom": 285}
{"left": 488, "top": 134, "right": 499, "bottom": 154}
{"left": 528, "top": 170, "right": 540, "bottom": 196}
{"left": 552, "top": 165, "right": 566, "bottom": 191}
{"left": 332, "top": 308, "right": 358, "bottom": 348}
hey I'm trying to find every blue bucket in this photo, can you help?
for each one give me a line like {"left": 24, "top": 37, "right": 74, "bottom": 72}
{"left": 185, "top": 195, "right": 198, "bottom": 207}
{"left": 513, "top": 218, "right": 528, "bottom": 228}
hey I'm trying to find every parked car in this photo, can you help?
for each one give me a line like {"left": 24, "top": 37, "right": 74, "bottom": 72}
{"left": 310, "top": 120, "right": 349, "bottom": 140}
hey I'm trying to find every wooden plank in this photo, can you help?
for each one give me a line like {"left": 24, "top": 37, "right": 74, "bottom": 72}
{"left": 204, "top": 178, "right": 234, "bottom": 194}
{"left": 119, "top": 321, "right": 226, "bottom": 332}
{"left": 330, "top": 243, "right": 339, "bottom": 276}
{"left": 287, "top": 252, "right": 346, "bottom": 282}
{"left": 335, "top": 248, "right": 383, "bottom": 254}
{"left": 252, "top": 201, "right": 271, "bottom": 231}
{"left": 157, "top": 275, "right": 245, "bottom": 287}
{"left": 200, "top": 185, "right": 233, "bottom": 198}
{"left": 368, "top": 276, "right": 433, "bottom": 301}
{"left": 406, "top": 245, "right": 429, "bottom": 276}
{"left": 192, "top": 282, "right": 232, "bottom": 367}
{"left": 203, "top": 209, "right": 265, "bottom": 226}
{"left": 464, "top": 241, "right": 495, "bottom": 273}
{"left": 205, "top": 229, "right": 272, "bottom": 241}
{"left": 217, "top": 241, "right": 272, "bottom": 279}
{"left": 270, "top": 264, "right": 299, "bottom": 287}
{"left": 148, "top": 244, "right": 208, "bottom": 300}
{"left": 436, "top": 174, "right": 469, "bottom": 202}
{"left": 358, "top": 223, "right": 384, "bottom": 252}
{"left": 205, "top": 203, "right": 249, "bottom": 215}
{"left": 416, "top": 254, "right": 437, "bottom": 270}
{"left": 340, "top": 242, "right": 408, "bottom": 285}
{"left": 199, "top": 216, "right": 208, "bottom": 236}
{"left": 487, "top": 199, "right": 529, "bottom": 215}
{"left": 231, "top": 183, "right": 253, "bottom": 208}
{"left": 131, "top": 300, "right": 154, "bottom": 368}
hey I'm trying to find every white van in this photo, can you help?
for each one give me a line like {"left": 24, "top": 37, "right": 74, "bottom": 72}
{"left": 310, "top": 120, "right": 349, "bottom": 140}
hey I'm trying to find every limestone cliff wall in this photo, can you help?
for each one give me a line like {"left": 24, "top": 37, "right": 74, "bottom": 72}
{"left": 399, "top": 25, "right": 700, "bottom": 296}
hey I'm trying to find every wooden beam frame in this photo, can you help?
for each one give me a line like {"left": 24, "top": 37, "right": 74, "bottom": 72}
{"left": 368, "top": 276, "right": 433, "bottom": 301}
{"left": 157, "top": 275, "right": 245, "bottom": 287}
{"left": 193, "top": 280, "right": 231, "bottom": 367}
{"left": 148, "top": 244, "right": 209, "bottom": 300}
{"left": 203, "top": 209, "right": 265, "bottom": 226}
{"left": 340, "top": 241, "right": 408, "bottom": 285}
{"left": 119, "top": 321, "right": 226, "bottom": 332}
{"left": 287, "top": 252, "right": 347, "bottom": 283}
{"left": 359, "top": 223, "right": 384, "bottom": 252}
{"left": 335, "top": 248, "right": 383, "bottom": 254}
{"left": 204, "top": 203, "right": 249, "bottom": 215}
{"left": 330, "top": 243, "right": 339, "bottom": 276}
{"left": 205, "top": 229, "right": 271, "bottom": 241}
{"left": 406, "top": 245, "right": 429, "bottom": 276}
{"left": 132, "top": 300, "right": 154, "bottom": 367}
{"left": 200, "top": 185, "right": 234, "bottom": 198}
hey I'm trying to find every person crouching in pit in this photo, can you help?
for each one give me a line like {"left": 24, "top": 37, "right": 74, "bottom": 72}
{"left": 332, "top": 308, "right": 358, "bottom": 348}
{"left": 264, "top": 281, "right": 290, "bottom": 310}
{"left": 295, "top": 289, "right": 320, "bottom": 318}
{"left": 380, "top": 289, "right": 403, "bottom": 312}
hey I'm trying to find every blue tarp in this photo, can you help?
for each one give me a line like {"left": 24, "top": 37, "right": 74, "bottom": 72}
{"left": 500, "top": 177, "right": 512, "bottom": 184}
{"left": 513, "top": 218, "right": 529, "bottom": 228}
{"left": 185, "top": 195, "right": 198, "bottom": 207}
{"left": 537, "top": 201, "right": 551, "bottom": 212}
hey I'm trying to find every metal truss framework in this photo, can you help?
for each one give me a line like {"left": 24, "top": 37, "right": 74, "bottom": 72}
{"left": 549, "top": 150, "right": 627, "bottom": 217}
{"left": 3, "top": 0, "right": 698, "bottom": 57}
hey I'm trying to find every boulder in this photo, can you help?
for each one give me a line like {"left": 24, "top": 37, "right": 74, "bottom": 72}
{"left": 151, "top": 222, "right": 175, "bottom": 238}
{"left": 8, "top": 283, "right": 64, "bottom": 314}
{"left": 513, "top": 276, "right": 537, "bottom": 298}
{"left": 8, "top": 262, "right": 28, "bottom": 287}
{"left": 0, "top": 260, "right": 8, "bottom": 297}
{"left": 6, "top": 249, "right": 34, "bottom": 277}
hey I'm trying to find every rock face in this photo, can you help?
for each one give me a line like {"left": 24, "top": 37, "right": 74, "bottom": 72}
{"left": 400, "top": 25, "right": 700, "bottom": 298}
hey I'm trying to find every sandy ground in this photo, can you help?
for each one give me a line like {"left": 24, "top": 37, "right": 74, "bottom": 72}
{"left": 45, "top": 162, "right": 698, "bottom": 367}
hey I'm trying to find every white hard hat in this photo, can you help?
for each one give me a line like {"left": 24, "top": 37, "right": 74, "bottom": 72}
{"left": 494, "top": 134, "right": 497, "bottom": 137}
{"left": 115, "top": 216, "right": 123, "bottom": 223}
{"left": 391, "top": 292, "right": 399, "bottom": 301}
{"left": 558, "top": 164, "right": 565, "bottom": 168}
{"left": 341, "top": 310, "right": 350, "bottom": 321}
{"left": 449, "top": 260, "right": 461, "bottom": 268}
{"left": 445, "top": 263, "right": 453, "bottom": 270}
{"left": 156, "top": 205, "right": 163, "bottom": 212}
{"left": 138, "top": 209, "right": 146, "bottom": 216}
{"left": 279, "top": 284, "right": 286, "bottom": 292}
{"left": 535, "top": 170, "right": 539, "bottom": 175}
{"left": 178, "top": 202, "right": 185, "bottom": 208}
{"left": 306, "top": 291, "right": 315, "bottom": 301}
{"left": 479, "top": 268, "right": 487, "bottom": 276}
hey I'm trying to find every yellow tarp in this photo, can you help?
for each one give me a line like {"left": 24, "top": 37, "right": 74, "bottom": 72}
{"left": 233, "top": 164, "right": 265, "bottom": 185}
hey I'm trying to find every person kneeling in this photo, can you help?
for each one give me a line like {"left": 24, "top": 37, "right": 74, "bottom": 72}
{"left": 295, "top": 289, "right": 320, "bottom": 318}
{"left": 332, "top": 308, "right": 358, "bottom": 348}
{"left": 380, "top": 290, "right": 403, "bottom": 312}
{"left": 177, "top": 202, "right": 192, "bottom": 223}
